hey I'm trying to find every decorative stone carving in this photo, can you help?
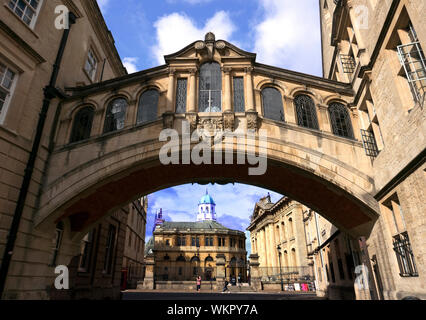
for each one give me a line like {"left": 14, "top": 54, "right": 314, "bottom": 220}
{"left": 197, "top": 117, "right": 223, "bottom": 138}
{"left": 246, "top": 111, "right": 259, "bottom": 131}
{"left": 186, "top": 113, "right": 198, "bottom": 133}
{"left": 195, "top": 32, "right": 228, "bottom": 60}
{"left": 215, "top": 41, "right": 226, "bottom": 50}
{"left": 222, "top": 112, "right": 235, "bottom": 131}
{"left": 195, "top": 41, "right": 206, "bottom": 50}
{"left": 205, "top": 32, "right": 216, "bottom": 42}
{"left": 162, "top": 112, "right": 174, "bottom": 129}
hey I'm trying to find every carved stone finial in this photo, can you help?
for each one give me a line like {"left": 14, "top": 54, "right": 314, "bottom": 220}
{"left": 205, "top": 32, "right": 216, "bottom": 42}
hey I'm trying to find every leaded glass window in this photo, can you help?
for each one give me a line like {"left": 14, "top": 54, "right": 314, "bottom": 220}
{"left": 233, "top": 77, "right": 245, "bottom": 112}
{"left": 294, "top": 95, "right": 319, "bottom": 130}
{"left": 8, "top": 0, "right": 41, "bottom": 27}
{"left": 328, "top": 102, "right": 354, "bottom": 138}
{"left": 199, "top": 62, "right": 222, "bottom": 112}
{"left": 104, "top": 98, "right": 127, "bottom": 133}
{"left": 70, "top": 106, "right": 94, "bottom": 143}
{"left": 176, "top": 78, "right": 187, "bottom": 113}
{"left": 0, "top": 63, "right": 16, "bottom": 120}
{"left": 84, "top": 49, "right": 98, "bottom": 82}
{"left": 137, "top": 89, "right": 159, "bottom": 124}
{"left": 262, "top": 87, "right": 284, "bottom": 121}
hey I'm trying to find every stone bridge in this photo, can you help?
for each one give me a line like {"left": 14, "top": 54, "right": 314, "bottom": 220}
{"left": 36, "top": 33, "right": 379, "bottom": 238}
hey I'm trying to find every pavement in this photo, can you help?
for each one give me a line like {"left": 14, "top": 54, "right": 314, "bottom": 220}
{"left": 122, "top": 290, "right": 324, "bottom": 300}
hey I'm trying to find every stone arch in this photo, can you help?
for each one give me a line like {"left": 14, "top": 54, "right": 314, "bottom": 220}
{"left": 176, "top": 255, "right": 186, "bottom": 262}
{"left": 323, "top": 94, "right": 347, "bottom": 106}
{"left": 101, "top": 90, "right": 133, "bottom": 110}
{"left": 35, "top": 120, "right": 379, "bottom": 245}
{"left": 289, "top": 87, "right": 322, "bottom": 105}
{"left": 256, "top": 79, "right": 288, "bottom": 95}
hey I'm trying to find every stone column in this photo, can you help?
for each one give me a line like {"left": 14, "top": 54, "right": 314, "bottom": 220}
{"left": 188, "top": 68, "right": 197, "bottom": 113}
{"left": 249, "top": 254, "right": 262, "bottom": 292}
{"left": 166, "top": 68, "right": 176, "bottom": 113}
{"left": 350, "top": 106, "right": 361, "bottom": 141}
{"left": 163, "top": 68, "right": 176, "bottom": 129}
{"left": 139, "top": 254, "right": 155, "bottom": 290}
{"left": 318, "top": 104, "right": 332, "bottom": 133}
{"left": 126, "top": 99, "right": 138, "bottom": 127}
{"left": 284, "top": 96, "right": 297, "bottom": 124}
{"left": 245, "top": 67, "right": 255, "bottom": 111}
{"left": 223, "top": 67, "right": 232, "bottom": 112}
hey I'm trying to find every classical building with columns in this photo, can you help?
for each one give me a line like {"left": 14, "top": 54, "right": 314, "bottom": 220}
{"left": 247, "top": 195, "right": 314, "bottom": 291}
{"left": 142, "top": 191, "right": 247, "bottom": 290}
{"left": 0, "top": 0, "right": 424, "bottom": 300}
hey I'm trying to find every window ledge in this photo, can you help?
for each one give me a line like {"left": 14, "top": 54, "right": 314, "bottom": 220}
{"left": 0, "top": 123, "right": 18, "bottom": 137}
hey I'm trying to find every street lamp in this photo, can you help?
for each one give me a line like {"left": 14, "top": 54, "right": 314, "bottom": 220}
{"left": 277, "top": 245, "right": 284, "bottom": 291}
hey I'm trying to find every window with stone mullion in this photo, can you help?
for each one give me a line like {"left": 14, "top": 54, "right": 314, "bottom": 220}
{"left": 9, "top": 0, "right": 40, "bottom": 26}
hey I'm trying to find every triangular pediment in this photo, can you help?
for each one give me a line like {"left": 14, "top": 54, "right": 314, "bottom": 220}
{"left": 164, "top": 32, "right": 256, "bottom": 63}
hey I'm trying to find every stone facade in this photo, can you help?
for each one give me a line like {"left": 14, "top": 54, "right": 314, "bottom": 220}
{"left": 0, "top": 0, "right": 423, "bottom": 300}
{"left": 0, "top": 0, "right": 126, "bottom": 299}
{"left": 49, "top": 208, "right": 128, "bottom": 300}
{"left": 320, "top": 0, "right": 425, "bottom": 299}
{"left": 247, "top": 196, "right": 310, "bottom": 271}
{"left": 142, "top": 220, "right": 247, "bottom": 289}
{"left": 121, "top": 198, "right": 147, "bottom": 290}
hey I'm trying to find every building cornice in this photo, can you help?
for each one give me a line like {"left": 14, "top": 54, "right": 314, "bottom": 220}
{"left": 253, "top": 63, "right": 354, "bottom": 96}
{"left": 80, "top": 0, "right": 127, "bottom": 77}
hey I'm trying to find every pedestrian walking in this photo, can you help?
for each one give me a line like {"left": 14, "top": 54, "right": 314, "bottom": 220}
{"left": 196, "top": 275, "right": 202, "bottom": 292}
{"left": 222, "top": 280, "right": 230, "bottom": 293}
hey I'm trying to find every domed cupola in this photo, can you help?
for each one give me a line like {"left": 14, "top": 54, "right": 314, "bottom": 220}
{"left": 197, "top": 190, "right": 217, "bottom": 221}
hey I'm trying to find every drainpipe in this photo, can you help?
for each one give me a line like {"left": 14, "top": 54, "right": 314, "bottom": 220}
{"left": 0, "top": 12, "right": 77, "bottom": 299}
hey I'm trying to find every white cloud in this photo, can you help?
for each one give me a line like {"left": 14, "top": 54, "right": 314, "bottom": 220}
{"left": 152, "top": 11, "right": 237, "bottom": 65}
{"left": 97, "top": 0, "right": 110, "bottom": 13}
{"left": 122, "top": 57, "right": 139, "bottom": 74}
{"left": 254, "top": 0, "right": 322, "bottom": 75}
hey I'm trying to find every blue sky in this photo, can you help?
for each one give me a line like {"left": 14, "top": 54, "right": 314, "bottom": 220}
{"left": 98, "top": 0, "right": 323, "bottom": 76}
{"left": 97, "top": 0, "right": 323, "bottom": 255}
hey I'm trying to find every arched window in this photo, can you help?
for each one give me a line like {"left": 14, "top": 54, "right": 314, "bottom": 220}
{"left": 262, "top": 87, "right": 284, "bottom": 121}
{"left": 137, "top": 89, "right": 159, "bottom": 124}
{"left": 191, "top": 256, "right": 200, "bottom": 263}
{"left": 328, "top": 102, "right": 354, "bottom": 138}
{"left": 70, "top": 106, "right": 94, "bottom": 143}
{"left": 176, "top": 255, "right": 186, "bottom": 262}
{"left": 294, "top": 95, "right": 319, "bottom": 129}
{"left": 199, "top": 62, "right": 222, "bottom": 112}
{"left": 104, "top": 98, "right": 127, "bottom": 133}
{"left": 205, "top": 256, "right": 214, "bottom": 263}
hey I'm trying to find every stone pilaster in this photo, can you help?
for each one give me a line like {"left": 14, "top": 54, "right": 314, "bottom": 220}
{"left": 166, "top": 68, "right": 176, "bottom": 113}
{"left": 139, "top": 254, "right": 155, "bottom": 290}
{"left": 188, "top": 68, "right": 197, "bottom": 113}
{"left": 245, "top": 67, "right": 255, "bottom": 112}
{"left": 249, "top": 254, "right": 261, "bottom": 292}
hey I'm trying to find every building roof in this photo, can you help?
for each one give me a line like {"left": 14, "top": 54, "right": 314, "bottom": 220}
{"left": 199, "top": 190, "right": 216, "bottom": 205}
{"left": 158, "top": 220, "right": 229, "bottom": 231}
